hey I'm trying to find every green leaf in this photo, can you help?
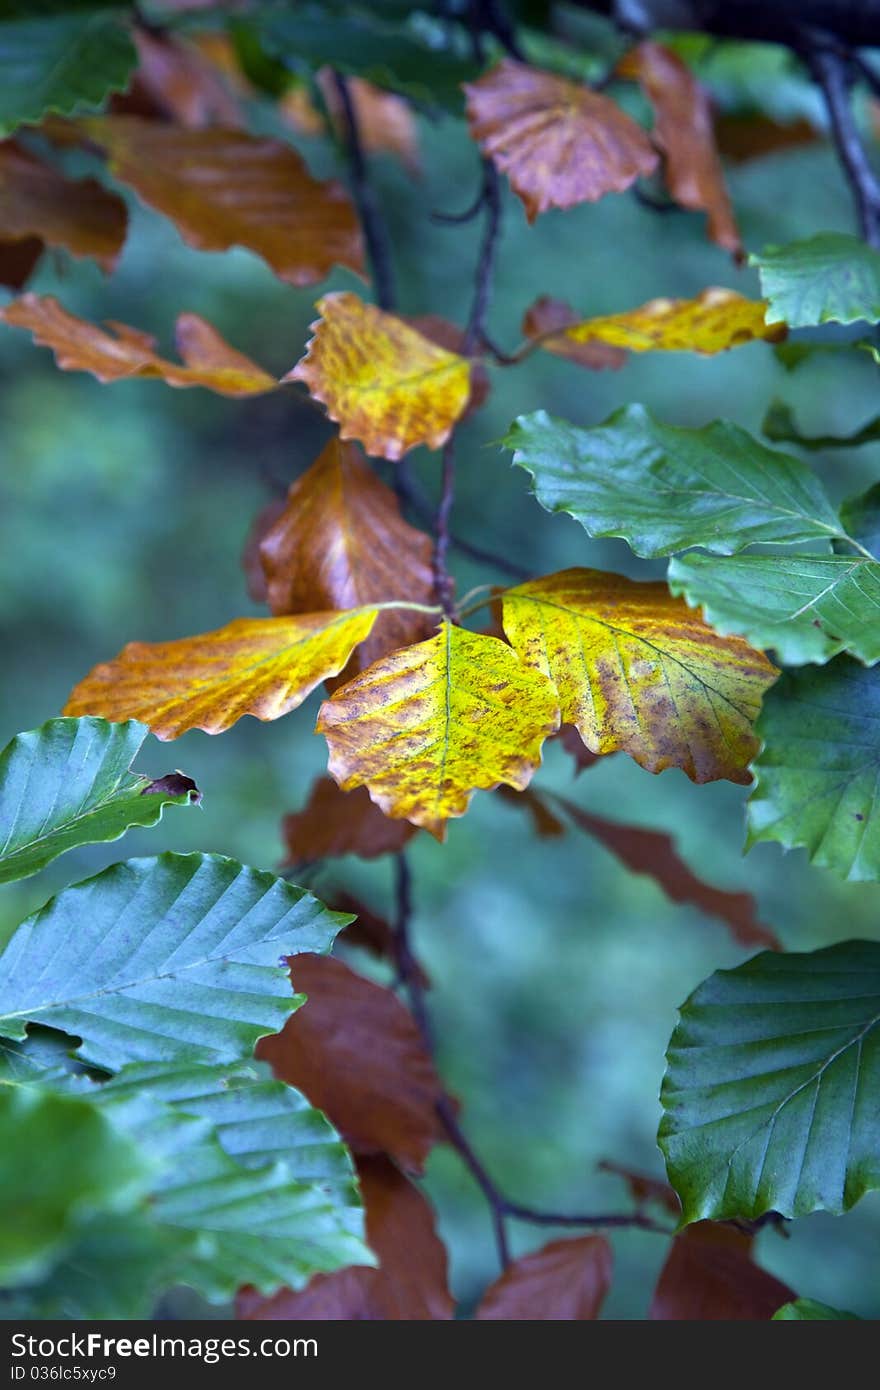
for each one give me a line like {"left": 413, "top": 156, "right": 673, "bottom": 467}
{"left": 505, "top": 405, "right": 843, "bottom": 558}
{"left": 747, "top": 660, "right": 880, "bottom": 880}
{"left": 0, "top": 9, "right": 136, "bottom": 136}
{"left": 751, "top": 233, "right": 880, "bottom": 328}
{"left": 838, "top": 483, "right": 880, "bottom": 557}
{"left": 762, "top": 398, "right": 880, "bottom": 452}
{"left": 0, "top": 852, "right": 350, "bottom": 1070}
{"left": 659, "top": 941, "right": 880, "bottom": 1225}
{"left": 0, "top": 717, "right": 200, "bottom": 885}
{"left": 0, "top": 1084, "right": 153, "bottom": 1286}
{"left": 668, "top": 553, "right": 880, "bottom": 666}
{"left": 773, "top": 1298, "right": 861, "bottom": 1320}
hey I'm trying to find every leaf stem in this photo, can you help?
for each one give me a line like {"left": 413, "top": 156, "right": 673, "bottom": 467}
{"left": 432, "top": 438, "right": 458, "bottom": 620}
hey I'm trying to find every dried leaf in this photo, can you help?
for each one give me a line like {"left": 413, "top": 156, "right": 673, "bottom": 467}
{"left": 256, "top": 954, "right": 445, "bottom": 1174}
{"left": 408, "top": 314, "right": 491, "bottom": 415}
{"left": 532, "top": 288, "right": 783, "bottom": 356}
{"left": 0, "top": 141, "right": 127, "bottom": 274}
{"left": 77, "top": 116, "right": 365, "bottom": 286}
{"left": 622, "top": 42, "right": 742, "bottom": 259}
{"left": 288, "top": 293, "right": 471, "bottom": 460}
{"left": 598, "top": 1160, "right": 680, "bottom": 1216}
{"left": 0, "top": 294, "right": 277, "bottom": 397}
{"left": 522, "top": 296, "right": 626, "bottom": 370}
{"left": 63, "top": 609, "right": 380, "bottom": 741}
{"left": 0, "top": 235, "right": 41, "bottom": 289}
{"left": 501, "top": 569, "right": 777, "bottom": 785}
{"left": 132, "top": 28, "right": 243, "bottom": 128}
{"left": 649, "top": 1223, "right": 794, "bottom": 1321}
{"left": 317, "top": 70, "right": 420, "bottom": 177}
{"left": 242, "top": 498, "right": 286, "bottom": 603}
{"left": 714, "top": 113, "right": 818, "bottom": 164}
{"left": 282, "top": 777, "right": 416, "bottom": 864}
{"left": 496, "top": 785, "right": 567, "bottom": 838}
{"left": 332, "top": 890, "right": 430, "bottom": 987}
{"left": 464, "top": 59, "right": 657, "bottom": 221}
{"left": 558, "top": 724, "right": 601, "bottom": 774}
{"left": 238, "top": 1155, "right": 453, "bottom": 1320}
{"left": 476, "top": 1236, "right": 612, "bottom": 1320}
{"left": 259, "top": 438, "right": 436, "bottom": 677}
{"left": 317, "top": 622, "right": 560, "bottom": 838}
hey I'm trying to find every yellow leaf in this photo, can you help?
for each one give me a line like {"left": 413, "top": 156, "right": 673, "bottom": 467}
{"left": 501, "top": 569, "right": 777, "bottom": 784}
{"left": 287, "top": 292, "right": 472, "bottom": 461}
{"left": 533, "top": 288, "right": 784, "bottom": 356}
{"left": 317, "top": 622, "right": 560, "bottom": 838}
{"left": 64, "top": 609, "right": 382, "bottom": 740}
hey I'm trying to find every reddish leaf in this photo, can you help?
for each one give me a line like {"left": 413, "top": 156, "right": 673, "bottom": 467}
{"left": 522, "top": 297, "right": 626, "bottom": 371}
{"left": 132, "top": 27, "right": 244, "bottom": 128}
{"left": 598, "top": 1160, "right": 680, "bottom": 1216}
{"left": 650, "top": 1223, "right": 794, "bottom": 1320}
{"left": 464, "top": 59, "right": 658, "bottom": 221}
{"left": 259, "top": 437, "right": 436, "bottom": 678}
{"left": 256, "top": 954, "right": 445, "bottom": 1174}
{"left": 714, "top": 113, "right": 819, "bottom": 164}
{"left": 238, "top": 1155, "right": 454, "bottom": 1321}
{"left": 332, "top": 889, "right": 431, "bottom": 989}
{"left": 496, "top": 785, "right": 566, "bottom": 838}
{"left": 282, "top": 776, "right": 417, "bottom": 864}
{"left": 476, "top": 1236, "right": 612, "bottom": 1320}
{"left": 241, "top": 498, "right": 286, "bottom": 603}
{"left": 0, "top": 236, "right": 42, "bottom": 289}
{"left": 0, "top": 141, "right": 127, "bottom": 274}
{"left": 558, "top": 724, "right": 601, "bottom": 775}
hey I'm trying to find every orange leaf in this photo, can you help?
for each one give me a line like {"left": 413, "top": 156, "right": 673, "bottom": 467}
{"left": 621, "top": 42, "right": 742, "bottom": 259}
{"left": 256, "top": 954, "right": 445, "bottom": 1175}
{"left": 78, "top": 116, "right": 365, "bottom": 286}
{"left": 522, "top": 296, "right": 626, "bottom": 370}
{"left": 0, "top": 294, "right": 277, "bottom": 396}
{"left": 63, "top": 608, "right": 380, "bottom": 740}
{"left": 650, "top": 1223, "right": 794, "bottom": 1320}
{"left": 282, "top": 777, "right": 417, "bottom": 863}
{"left": 0, "top": 141, "right": 126, "bottom": 274}
{"left": 238, "top": 1155, "right": 453, "bottom": 1320}
{"left": 288, "top": 293, "right": 472, "bottom": 460}
{"left": 132, "top": 27, "right": 243, "bottom": 128}
{"left": 476, "top": 1236, "right": 612, "bottom": 1320}
{"left": 259, "top": 437, "right": 436, "bottom": 677}
{"left": 532, "top": 288, "right": 783, "bottom": 355}
{"left": 464, "top": 59, "right": 658, "bottom": 222}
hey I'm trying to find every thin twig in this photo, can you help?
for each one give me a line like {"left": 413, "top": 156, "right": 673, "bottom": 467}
{"left": 393, "top": 468, "right": 531, "bottom": 579}
{"left": 432, "top": 438, "right": 458, "bottom": 619}
{"left": 332, "top": 71, "right": 397, "bottom": 308}
{"left": 463, "top": 160, "right": 504, "bottom": 355}
{"left": 804, "top": 37, "right": 880, "bottom": 247}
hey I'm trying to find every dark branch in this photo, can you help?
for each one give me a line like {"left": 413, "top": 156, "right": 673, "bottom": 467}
{"left": 571, "top": 1, "right": 880, "bottom": 48}
{"left": 804, "top": 38, "right": 880, "bottom": 247}
{"left": 432, "top": 438, "right": 458, "bottom": 619}
{"left": 463, "top": 160, "right": 504, "bottom": 356}
{"left": 332, "top": 71, "right": 397, "bottom": 310}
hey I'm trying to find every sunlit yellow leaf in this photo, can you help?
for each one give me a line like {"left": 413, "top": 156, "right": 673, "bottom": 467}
{"left": 532, "top": 288, "right": 784, "bottom": 356}
{"left": 501, "top": 569, "right": 777, "bottom": 784}
{"left": 317, "top": 622, "right": 560, "bottom": 838}
{"left": 64, "top": 609, "right": 382, "bottom": 740}
{"left": 287, "top": 292, "right": 472, "bottom": 460}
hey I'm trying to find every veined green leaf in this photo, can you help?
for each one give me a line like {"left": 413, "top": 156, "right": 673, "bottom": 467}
{"left": 0, "top": 9, "right": 136, "bottom": 136}
{"left": 752, "top": 233, "right": 880, "bottom": 327}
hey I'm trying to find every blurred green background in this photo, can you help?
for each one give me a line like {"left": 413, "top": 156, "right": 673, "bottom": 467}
{"left": 2, "top": 88, "right": 880, "bottom": 1318}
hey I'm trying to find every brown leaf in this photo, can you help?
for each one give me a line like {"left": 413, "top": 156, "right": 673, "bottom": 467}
{"left": 238, "top": 1155, "right": 454, "bottom": 1320}
{"left": 332, "top": 889, "right": 431, "bottom": 989}
{"left": 0, "top": 294, "right": 277, "bottom": 396}
{"left": 476, "top": 1236, "right": 612, "bottom": 1320}
{"left": 649, "top": 1223, "right": 794, "bottom": 1320}
{"left": 621, "top": 42, "right": 742, "bottom": 259}
{"left": 133, "top": 27, "right": 244, "bottom": 128}
{"left": 496, "top": 784, "right": 566, "bottom": 838}
{"left": 522, "top": 297, "right": 627, "bottom": 370}
{"left": 259, "top": 437, "right": 436, "bottom": 679}
{"left": 597, "top": 1160, "right": 680, "bottom": 1216}
{"left": 318, "top": 71, "right": 421, "bottom": 177}
{"left": 0, "top": 141, "right": 127, "bottom": 274}
{"left": 0, "top": 236, "right": 42, "bottom": 289}
{"left": 282, "top": 776, "right": 417, "bottom": 864}
{"left": 464, "top": 59, "right": 658, "bottom": 222}
{"left": 558, "top": 724, "right": 601, "bottom": 774}
{"left": 714, "top": 113, "right": 819, "bottom": 164}
{"left": 256, "top": 954, "right": 445, "bottom": 1174}
{"left": 77, "top": 116, "right": 365, "bottom": 286}
{"left": 241, "top": 498, "right": 286, "bottom": 603}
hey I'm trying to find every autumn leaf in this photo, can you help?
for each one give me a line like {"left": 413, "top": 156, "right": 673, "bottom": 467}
{"left": 317, "top": 622, "right": 560, "bottom": 838}
{"left": 0, "top": 236, "right": 41, "bottom": 290}
{"left": 621, "top": 42, "right": 742, "bottom": 259}
{"left": 0, "top": 140, "right": 127, "bottom": 274}
{"left": 63, "top": 609, "right": 382, "bottom": 740}
{"left": 131, "top": 28, "right": 243, "bottom": 129}
{"left": 407, "top": 314, "right": 491, "bottom": 415}
{"left": 256, "top": 955, "right": 445, "bottom": 1175}
{"left": 464, "top": 59, "right": 657, "bottom": 221}
{"left": 521, "top": 297, "right": 627, "bottom": 370}
{"left": 259, "top": 437, "right": 436, "bottom": 678}
{"left": 649, "top": 1224, "right": 794, "bottom": 1321}
{"left": 287, "top": 293, "right": 472, "bottom": 460}
{"left": 476, "top": 1236, "right": 612, "bottom": 1320}
{"left": 242, "top": 499, "right": 287, "bottom": 604}
{"left": 501, "top": 569, "right": 777, "bottom": 785}
{"left": 331, "top": 890, "right": 430, "bottom": 987}
{"left": 238, "top": 1155, "right": 453, "bottom": 1320}
{"left": 282, "top": 777, "right": 417, "bottom": 864}
{"left": 75, "top": 116, "right": 365, "bottom": 286}
{"left": 558, "top": 724, "right": 601, "bottom": 774}
{"left": 527, "top": 288, "right": 783, "bottom": 356}
{"left": 598, "top": 1160, "right": 679, "bottom": 1216}
{"left": 0, "top": 294, "right": 277, "bottom": 397}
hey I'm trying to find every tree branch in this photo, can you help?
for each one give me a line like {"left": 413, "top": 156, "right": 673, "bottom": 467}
{"left": 804, "top": 38, "right": 880, "bottom": 248}
{"left": 332, "top": 71, "right": 397, "bottom": 311}
{"left": 432, "top": 438, "right": 458, "bottom": 619}
{"left": 571, "top": 1, "right": 880, "bottom": 48}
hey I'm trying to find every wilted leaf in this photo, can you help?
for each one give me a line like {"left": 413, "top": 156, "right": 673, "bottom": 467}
{"left": 317, "top": 622, "right": 560, "bottom": 837}
{"left": 0, "top": 716, "right": 199, "bottom": 885}
{"left": 747, "top": 659, "right": 880, "bottom": 880}
{"left": 78, "top": 116, "right": 365, "bottom": 286}
{"left": 622, "top": 42, "right": 741, "bottom": 258}
{"left": 257, "top": 954, "right": 445, "bottom": 1174}
{"left": 505, "top": 404, "right": 841, "bottom": 558}
{"left": 773, "top": 1299, "right": 860, "bottom": 1320}
{"left": 521, "top": 297, "right": 626, "bottom": 370}
{"left": 649, "top": 1224, "right": 794, "bottom": 1320}
{"left": 238, "top": 1155, "right": 453, "bottom": 1320}
{"left": 501, "top": 569, "right": 777, "bottom": 784}
{"left": 526, "top": 288, "right": 783, "bottom": 356}
{"left": 0, "top": 10, "right": 136, "bottom": 136}
{"left": 287, "top": 293, "right": 471, "bottom": 460}
{"left": 714, "top": 113, "right": 818, "bottom": 164}
{"left": 0, "top": 235, "right": 41, "bottom": 289}
{"left": 132, "top": 28, "right": 243, "bottom": 128}
{"left": 0, "top": 140, "right": 126, "bottom": 273}
{"left": 497, "top": 785, "right": 567, "bottom": 838}
{"left": 259, "top": 437, "right": 436, "bottom": 676}
{"left": 0, "top": 294, "right": 278, "bottom": 397}
{"left": 598, "top": 1160, "right": 679, "bottom": 1215}
{"left": 64, "top": 608, "right": 381, "bottom": 740}
{"left": 752, "top": 232, "right": 880, "bottom": 327}
{"left": 659, "top": 941, "right": 880, "bottom": 1222}
{"left": 476, "top": 1236, "right": 612, "bottom": 1320}
{"left": 464, "top": 59, "right": 657, "bottom": 221}
{"left": 283, "top": 777, "right": 416, "bottom": 864}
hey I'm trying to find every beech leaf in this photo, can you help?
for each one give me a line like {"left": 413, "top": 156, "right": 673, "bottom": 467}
{"left": 282, "top": 777, "right": 417, "bottom": 865}
{"left": 475, "top": 1236, "right": 612, "bottom": 1320}
{"left": 0, "top": 10, "right": 136, "bottom": 136}
{"left": 650, "top": 1224, "right": 794, "bottom": 1320}
{"left": 752, "top": 232, "right": 880, "bottom": 327}
{"left": 525, "top": 288, "right": 784, "bottom": 356}
{"left": 522, "top": 296, "right": 627, "bottom": 370}
{"left": 0, "top": 140, "right": 127, "bottom": 274}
